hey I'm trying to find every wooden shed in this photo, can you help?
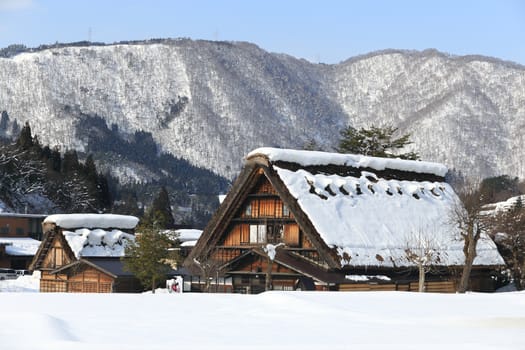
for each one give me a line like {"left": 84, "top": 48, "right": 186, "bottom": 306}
{"left": 30, "top": 214, "right": 141, "bottom": 293}
{"left": 0, "top": 213, "right": 46, "bottom": 269}
{"left": 186, "top": 148, "right": 505, "bottom": 293}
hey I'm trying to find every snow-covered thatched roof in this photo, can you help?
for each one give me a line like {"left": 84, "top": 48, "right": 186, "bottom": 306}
{"left": 63, "top": 228, "right": 135, "bottom": 259}
{"left": 246, "top": 148, "right": 504, "bottom": 268}
{"left": 36, "top": 214, "right": 139, "bottom": 260}
{"left": 247, "top": 147, "right": 448, "bottom": 177}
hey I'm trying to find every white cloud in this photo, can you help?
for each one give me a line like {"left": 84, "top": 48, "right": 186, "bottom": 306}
{"left": 0, "top": 0, "right": 34, "bottom": 11}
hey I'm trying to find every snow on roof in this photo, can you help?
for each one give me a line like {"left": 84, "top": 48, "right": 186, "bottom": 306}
{"left": 63, "top": 229, "right": 135, "bottom": 259}
{"left": 275, "top": 167, "right": 503, "bottom": 267}
{"left": 0, "top": 213, "right": 47, "bottom": 219}
{"left": 247, "top": 147, "right": 448, "bottom": 177}
{"left": 175, "top": 229, "right": 203, "bottom": 242}
{"left": 180, "top": 240, "right": 198, "bottom": 247}
{"left": 481, "top": 195, "right": 525, "bottom": 215}
{"left": 0, "top": 237, "right": 41, "bottom": 256}
{"left": 345, "top": 275, "right": 391, "bottom": 282}
{"left": 44, "top": 214, "right": 139, "bottom": 229}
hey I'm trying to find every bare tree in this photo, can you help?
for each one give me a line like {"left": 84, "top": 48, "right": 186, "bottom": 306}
{"left": 192, "top": 254, "right": 223, "bottom": 293}
{"left": 450, "top": 182, "right": 486, "bottom": 293}
{"left": 489, "top": 196, "right": 525, "bottom": 290}
{"left": 0, "top": 146, "right": 46, "bottom": 209}
{"left": 405, "top": 230, "right": 442, "bottom": 292}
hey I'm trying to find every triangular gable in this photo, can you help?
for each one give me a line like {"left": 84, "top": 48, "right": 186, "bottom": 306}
{"left": 186, "top": 160, "right": 341, "bottom": 269}
{"left": 30, "top": 229, "right": 76, "bottom": 271}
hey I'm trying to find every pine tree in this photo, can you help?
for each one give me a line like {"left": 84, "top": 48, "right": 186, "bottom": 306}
{"left": 122, "top": 225, "right": 177, "bottom": 293}
{"left": 84, "top": 154, "right": 98, "bottom": 183}
{"left": 16, "top": 122, "right": 33, "bottom": 150}
{"left": 0, "top": 111, "right": 9, "bottom": 132}
{"left": 337, "top": 124, "right": 419, "bottom": 160}
{"left": 96, "top": 173, "right": 112, "bottom": 211}
{"left": 61, "top": 149, "right": 80, "bottom": 173}
{"left": 11, "top": 120, "right": 19, "bottom": 137}
{"left": 146, "top": 186, "right": 175, "bottom": 228}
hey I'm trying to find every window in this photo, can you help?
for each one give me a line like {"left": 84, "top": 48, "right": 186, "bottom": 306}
{"left": 244, "top": 203, "right": 252, "bottom": 217}
{"left": 249, "top": 225, "right": 266, "bottom": 243}
{"left": 16, "top": 228, "right": 24, "bottom": 236}
{"left": 267, "top": 224, "right": 283, "bottom": 244}
{"left": 0, "top": 226, "right": 9, "bottom": 234}
{"left": 282, "top": 204, "right": 290, "bottom": 217}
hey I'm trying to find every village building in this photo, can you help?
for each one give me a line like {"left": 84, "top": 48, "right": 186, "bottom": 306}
{"left": 0, "top": 213, "right": 46, "bottom": 270}
{"left": 29, "top": 214, "right": 142, "bottom": 293}
{"left": 186, "top": 148, "right": 505, "bottom": 293}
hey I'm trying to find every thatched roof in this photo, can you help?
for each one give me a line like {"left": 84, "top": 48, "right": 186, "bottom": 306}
{"left": 188, "top": 148, "right": 504, "bottom": 269}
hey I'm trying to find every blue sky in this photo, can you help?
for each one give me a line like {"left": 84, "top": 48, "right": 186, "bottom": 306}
{"left": 0, "top": 0, "right": 524, "bottom": 64}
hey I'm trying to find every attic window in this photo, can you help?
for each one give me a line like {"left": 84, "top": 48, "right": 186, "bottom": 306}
{"left": 397, "top": 187, "right": 403, "bottom": 195}
{"left": 307, "top": 178, "right": 328, "bottom": 200}
{"left": 367, "top": 184, "right": 375, "bottom": 194}
{"left": 339, "top": 185, "right": 349, "bottom": 195}
{"left": 412, "top": 193, "right": 420, "bottom": 200}
{"left": 355, "top": 184, "right": 362, "bottom": 195}
{"left": 385, "top": 188, "right": 393, "bottom": 196}
{"left": 282, "top": 204, "right": 290, "bottom": 217}
{"left": 325, "top": 185, "right": 336, "bottom": 196}
{"left": 430, "top": 188, "right": 440, "bottom": 196}
{"left": 245, "top": 203, "right": 252, "bottom": 217}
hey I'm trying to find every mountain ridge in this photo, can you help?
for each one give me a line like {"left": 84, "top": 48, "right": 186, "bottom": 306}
{"left": 1, "top": 39, "right": 524, "bottom": 182}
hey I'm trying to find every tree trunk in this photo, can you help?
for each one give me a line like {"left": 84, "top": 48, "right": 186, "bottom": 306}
{"left": 418, "top": 263, "right": 426, "bottom": 292}
{"left": 265, "top": 258, "right": 273, "bottom": 291}
{"left": 151, "top": 277, "right": 156, "bottom": 294}
{"left": 458, "top": 238, "right": 476, "bottom": 293}
{"left": 513, "top": 251, "right": 523, "bottom": 291}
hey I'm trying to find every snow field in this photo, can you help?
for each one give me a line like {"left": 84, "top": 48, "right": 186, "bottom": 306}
{"left": 0, "top": 291, "right": 524, "bottom": 350}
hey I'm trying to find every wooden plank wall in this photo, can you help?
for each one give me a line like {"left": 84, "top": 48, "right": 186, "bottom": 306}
{"left": 338, "top": 280, "right": 456, "bottom": 293}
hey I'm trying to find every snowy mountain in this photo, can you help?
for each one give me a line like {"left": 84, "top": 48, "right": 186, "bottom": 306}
{"left": 0, "top": 39, "right": 524, "bottom": 181}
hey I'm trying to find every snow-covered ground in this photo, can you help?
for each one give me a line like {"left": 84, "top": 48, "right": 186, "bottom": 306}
{"left": 1, "top": 275, "right": 524, "bottom": 350}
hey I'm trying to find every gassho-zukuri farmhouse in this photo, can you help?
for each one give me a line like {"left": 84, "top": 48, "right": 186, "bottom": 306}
{"left": 185, "top": 148, "right": 504, "bottom": 293}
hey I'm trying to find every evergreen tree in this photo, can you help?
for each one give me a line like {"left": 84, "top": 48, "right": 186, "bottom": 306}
{"left": 122, "top": 225, "right": 177, "bottom": 293}
{"left": 61, "top": 149, "right": 80, "bottom": 173}
{"left": 96, "top": 173, "right": 112, "bottom": 211}
{"left": 113, "top": 191, "right": 143, "bottom": 217}
{"left": 11, "top": 120, "right": 20, "bottom": 138}
{"left": 145, "top": 186, "right": 175, "bottom": 228}
{"left": 16, "top": 122, "right": 33, "bottom": 150}
{"left": 479, "top": 175, "right": 520, "bottom": 205}
{"left": 0, "top": 111, "right": 9, "bottom": 132}
{"left": 84, "top": 154, "right": 98, "bottom": 183}
{"left": 337, "top": 124, "right": 419, "bottom": 160}
{"left": 47, "top": 146, "right": 62, "bottom": 172}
